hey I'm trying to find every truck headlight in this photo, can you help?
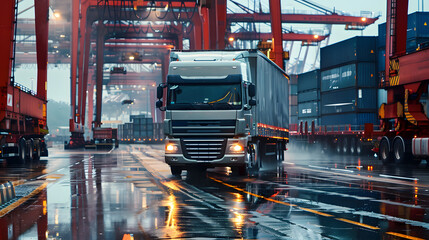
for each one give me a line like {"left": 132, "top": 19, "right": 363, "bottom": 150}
{"left": 228, "top": 143, "right": 244, "bottom": 153}
{"left": 166, "top": 143, "right": 179, "bottom": 153}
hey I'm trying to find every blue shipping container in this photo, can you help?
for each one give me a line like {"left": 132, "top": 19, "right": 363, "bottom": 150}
{"left": 321, "top": 63, "right": 377, "bottom": 92}
{"left": 321, "top": 88, "right": 377, "bottom": 114}
{"left": 298, "top": 90, "right": 319, "bottom": 103}
{"left": 298, "top": 101, "right": 320, "bottom": 118}
{"left": 297, "top": 69, "right": 320, "bottom": 92}
{"left": 378, "top": 12, "right": 429, "bottom": 48}
{"left": 321, "top": 36, "right": 376, "bottom": 69}
{"left": 321, "top": 112, "right": 378, "bottom": 126}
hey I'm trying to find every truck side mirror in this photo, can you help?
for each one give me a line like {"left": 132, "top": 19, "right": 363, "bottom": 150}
{"left": 157, "top": 85, "right": 163, "bottom": 99}
{"left": 249, "top": 99, "right": 256, "bottom": 106}
{"left": 248, "top": 84, "right": 256, "bottom": 97}
{"left": 156, "top": 100, "right": 163, "bottom": 108}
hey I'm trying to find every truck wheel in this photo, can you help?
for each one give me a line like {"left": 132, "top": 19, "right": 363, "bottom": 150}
{"left": 393, "top": 136, "right": 412, "bottom": 163}
{"left": 18, "top": 138, "right": 26, "bottom": 163}
{"left": 356, "top": 139, "right": 362, "bottom": 155}
{"left": 247, "top": 142, "right": 259, "bottom": 172}
{"left": 379, "top": 137, "right": 392, "bottom": 164}
{"left": 343, "top": 137, "right": 349, "bottom": 154}
{"left": 170, "top": 166, "right": 182, "bottom": 176}
{"left": 350, "top": 138, "right": 356, "bottom": 155}
{"left": 27, "top": 140, "right": 34, "bottom": 161}
{"left": 336, "top": 138, "right": 342, "bottom": 154}
{"left": 33, "top": 140, "right": 41, "bottom": 161}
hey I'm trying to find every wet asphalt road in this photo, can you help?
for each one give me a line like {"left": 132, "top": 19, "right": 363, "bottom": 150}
{"left": 1, "top": 144, "right": 429, "bottom": 239}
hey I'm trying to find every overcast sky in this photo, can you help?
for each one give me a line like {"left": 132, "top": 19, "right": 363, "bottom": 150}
{"left": 14, "top": 0, "right": 428, "bottom": 103}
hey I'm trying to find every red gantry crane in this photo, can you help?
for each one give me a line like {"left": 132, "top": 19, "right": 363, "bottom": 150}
{"left": 377, "top": 0, "right": 429, "bottom": 164}
{"left": 0, "top": 0, "right": 49, "bottom": 162}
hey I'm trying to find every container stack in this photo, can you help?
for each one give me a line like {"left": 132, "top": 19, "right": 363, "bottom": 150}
{"left": 297, "top": 70, "right": 320, "bottom": 126}
{"left": 320, "top": 36, "right": 378, "bottom": 127}
{"left": 130, "top": 115, "right": 154, "bottom": 140}
{"left": 289, "top": 75, "right": 298, "bottom": 131}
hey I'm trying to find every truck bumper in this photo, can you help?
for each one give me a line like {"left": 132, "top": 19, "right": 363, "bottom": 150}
{"left": 165, "top": 154, "right": 246, "bottom": 168}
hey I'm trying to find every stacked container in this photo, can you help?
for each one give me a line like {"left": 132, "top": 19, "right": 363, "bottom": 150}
{"left": 320, "top": 36, "right": 378, "bottom": 127}
{"left": 297, "top": 69, "right": 320, "bottom": 126}
{"left": 289, "top": 75, "right": 298, "bottom": 131}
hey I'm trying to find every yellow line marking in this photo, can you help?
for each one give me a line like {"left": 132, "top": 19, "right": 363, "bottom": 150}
{"left": 0, "top": 182, "right": 48, "bottom": 217}
{"left": 336, "top": 218, "right": 379, "bottom": 230}
{"left": 386, "top": 232, "right": 425, "bottom": 240}
{"left": 208, "top": 177, "right": 338, "bottom": 217}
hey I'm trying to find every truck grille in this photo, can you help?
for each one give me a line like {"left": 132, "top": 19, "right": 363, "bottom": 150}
{"left": 172, "top": 120, "right": 236, "bottom": 136}
{"left": 181, "top": 138, "right": 227, "bottom": 161}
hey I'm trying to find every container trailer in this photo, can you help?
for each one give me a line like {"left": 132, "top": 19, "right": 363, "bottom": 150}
{"left": 0, "top": 1, "right": 49, "bottom": 162}
{"left": 156, "top": 50, "right": 289, "bottom": 176}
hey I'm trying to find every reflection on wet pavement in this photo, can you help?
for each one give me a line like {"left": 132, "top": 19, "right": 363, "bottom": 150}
{"left": 1, "top": 144, "right": 429, "bottom": 239}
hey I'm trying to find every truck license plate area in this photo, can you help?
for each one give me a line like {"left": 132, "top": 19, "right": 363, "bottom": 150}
{"left": 181, "top": 138, "right": 227, "bottom": 161}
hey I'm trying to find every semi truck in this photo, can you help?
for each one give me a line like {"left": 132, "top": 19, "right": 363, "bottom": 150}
{"left": 156, "top": 50, "right": 289, "bottom": 176}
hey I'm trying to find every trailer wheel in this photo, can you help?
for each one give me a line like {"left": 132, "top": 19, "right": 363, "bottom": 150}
{"left": 18, "top": 138, "right": 26, "bottom": 163}
{"left": 335, "top": 138, "right": 342, "bottom": 154}
{"left": 170, "top": 166, "right": 182, "bottom": 176}
{"left": 393, "top": 136, "right": 412, "bottom": 163}
{"left": 27, "top": 140, "right": 34, "bottom": 161}
{"left": 343, "top": 137, "right": 349, "bottom": 154}
{"left": 379, "top": 137, "right": 392, "bottom": 164}
{"left": 356, "top": 139, "right": 363, "bottom": 155}
{"left": 350, "top": 138, "right": 356, "bottom": 155}
{"left": 33, "top": 140, "right": 41, "bottom": 161}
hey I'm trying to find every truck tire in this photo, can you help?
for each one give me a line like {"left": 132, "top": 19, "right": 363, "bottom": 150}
{"left": 27, "top": 139, "right": 34, "bottom": 161}
{"left": 343, "top": 137, "right": 349, "bottom": 154}
{"left": 379, "top": 137, "right": 392, "bottom": 164}
{"left": 350, "top": 138, "right": 356, "bottom": 155}
{"left": 18, "top": 138, "right": 26, "bottom": 163}
{"left": 335, "top": 138, "right": 342, "bottom": 154}
{"left": 33, "top": 140, "right": 41, "bottom": 161}
{"left": 393, "top": 136, "right": 412, "bottom": 163}
{"left": 247, "top": 142, "right": 260, "bottom": 173}
{"left": 170, "top": 166, "right": 182, "bottom": 176}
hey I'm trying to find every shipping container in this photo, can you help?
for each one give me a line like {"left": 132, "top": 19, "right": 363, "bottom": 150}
{"left": 290, "top": 84, "right": 298, "bottom": 95}
{"left": 320, "top": 36, "right": 376, "bottom": 69}
{"left": 378, "top": 12, "right": 429, "bottom": 48}
{"left": 378, "top": 89, "right": 387, "bottom": 109}
{"left": 298, "top": 90, "right": 320, "bottom": 103}
{"left": 290, "top": 116, "right": 298, "bottom": 126}
{"left": 377, "top": 48, "right": 385, "bottom": 72}
{"left": 321, "top": 88, "right": 377, "bottom": 114}
{"left": 321, "top": 112, "right": 378, "bottom": 126}
{"left": 290, "top": 105, "right": 298, "bottom": 116}
{"left": 298, "top": 101, "right": 320, "bottom": 118}
{"left": 321, "top": 63, "right": 376, "bottom": 92}
{"left": 297, "top": 69, "right": 320, "bottom": 92}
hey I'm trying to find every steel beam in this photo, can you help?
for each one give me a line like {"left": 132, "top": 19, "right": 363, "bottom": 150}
{"left": 0, "top": 0, "right": 16, "bottom": 90}
{"left": 269, "top": 0, "right": 284, "bottom": 69}
{"left": 229, "top": 32, "right": 328, "bottom": 42}
{"left": 34, "top": 0, "right": 49, "bottom": 101}
{"left": 77, "top": 0, "right": 89, "bottom": 124}
{"left": 227, "top": 13, "right": 378, "bottom": 25}
{"left": 71, "top": 0, "right": 79, "bottom": 123}
{"left": 94, "top": 23, "right": 105, "bottom": 128}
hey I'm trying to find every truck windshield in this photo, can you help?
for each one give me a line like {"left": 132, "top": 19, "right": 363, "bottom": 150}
{"left": 167, "top": 83, "right": 242, "bottom": 110}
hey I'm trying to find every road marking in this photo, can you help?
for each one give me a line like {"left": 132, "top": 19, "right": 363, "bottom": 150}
{"left": 330, "top": 168, "right": 354, "bottom": 173}
{"left": 379, "top": 174, "right": 418, "bottom": 181}
{"left": 386, "top": 232, "right": 425, "bottom": 240}
{"left": 0, "top": 182, "right": 48, "bottom": 217}
{"left": 335, "top": 218, "right": 380, "bottom": 230}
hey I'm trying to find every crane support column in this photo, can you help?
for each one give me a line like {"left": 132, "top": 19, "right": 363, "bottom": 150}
{"left": 80, "top": 22, "right": 92, "bottom": 127}
{"left": 0, "top": 0, "right": 15, "bottom": 90}
{"left": 71, "top": 0, "right": 79, "bottom": 124}
{"left": 34, "top": 0, "right": 49, "bottom": 102}
{"left": 269, "top": 0, "right": 284, "bottom": 69}
{"left": 190, "top": 14, "right": 202, "bottom": 49}
{"left": 94, "top": 23, "right": 105, "bottom": 128}
{"left": 77, "top": 0, "right": 89, "bottom": 124}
